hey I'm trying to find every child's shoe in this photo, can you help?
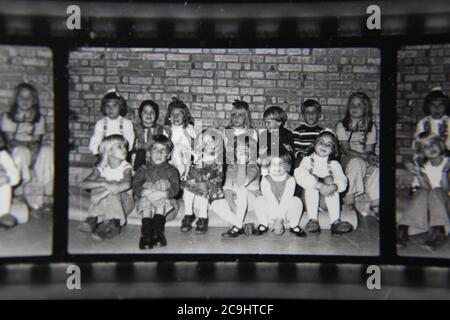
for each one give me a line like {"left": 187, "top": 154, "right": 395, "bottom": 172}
{"left": 396, "top": 225, "right": 409, "bottom": 247}
{"left": 221, "top": 226, "right": 244, "bottom": 239}
{"left": 330, "top": 219, "right": 353, "bottom": 235}
{"left": 195, "top": 218, "right": 209, "bottom": 234}
{"left": 180, "top": 214, "right": 196, "bottom": 232}
{"left": 273, "top": 218, "right": 285, "bottom": 235}
{"left": 289, "top": 226, "right": 307, "bottom": 237}
{"left": 305, "top": 219, "right": 321, "bottom": 234}
{"left": 424, "top": 226, "right": 447, "bottom": 250}
{"left": 78, "top": 217, "right": 98, "bottom": 233}
{"left": 0, "top": 214, "right": 18, "bottom": 229}
{"left": 139, "top": 218, "right": 153, "bottom": 249}
{"left": 252, "top": 224, "right": 269, "bottom": 236}
{"left": 153, "top": 214, "right": 167, "bottom": 246}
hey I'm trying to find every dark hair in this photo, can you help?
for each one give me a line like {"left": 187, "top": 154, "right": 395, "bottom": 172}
{"left": 138, "top": 100, "right": 159, "bottom": 122}
{"left": 100, "top": 91, "right": 128, "bottom": 117}
{"left": 301, "top": 99, "right": 322, "bottom": 114}
{"left": 263, "top": 106, "right": 287, "bottom": 126}
{"left": 151, "top": 134, "right": 174, "bottom": 153}
{"left": 422, "top": 89, "right": 450, "bottom": 116}
{"left": 8, "top": 82, "right": 41, "bottom": 123}
{"left": 0, "top": 132, "right": 6, "bottom": 151}
{"left": 306, "top": 130, "right": 340, "bottom": 161}
{"left": 164, "top": 97, "right": 194, "bottom": 127}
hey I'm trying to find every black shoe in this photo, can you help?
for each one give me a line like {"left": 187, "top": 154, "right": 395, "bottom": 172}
{"left": 153, "top": 232, "right": 167, "bottom": 247}
{"left": 305, "top": 219, "right": 321, "bottom": 234}
{"left": 252, "top": 224, "right": 269, "bottom": 236}
{"left": 330, "top": 219, "right": 354, "bottom": 235}
{"left": 78, "top": 217, "right": 98, "bottom": 233}
{"left": 153, "top": 215, "right": 167, "bottom": 246}
{"left": 180, "top": 214, "right": 196, "bottom": 232}
{"left": 221, "top": 226, "right": 244, "bottom": 239}
{"left": 289, "top": 226, "right": 307, "bottom": 237}
{"left": 195, "top": 218, "right": 209, "bottom": 234}
{"left": 0, "top": 214, "right": 18, "bottom": 229}
{"left": 424, "top": 226, "right": 447, "bottom": 250}
{"left": 397, "top": 225, "right": 409, "bottom": 247}
{"left": 139, "top": 218, "right": 153, "bottom": 250}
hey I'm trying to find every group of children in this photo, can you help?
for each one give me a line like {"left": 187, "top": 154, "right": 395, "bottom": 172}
{"left": 397, "top": 87, "right": 449, "bottom": 250}
{"left": 79, "top": 88, "right": 380, "bottom": 250}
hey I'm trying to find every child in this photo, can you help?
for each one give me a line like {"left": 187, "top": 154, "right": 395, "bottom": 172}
{"left": 398, "top": 132, "right": 449, "bottom": 249}
{"left": 294, "top": 131, "right": 353, "bottom": 234}
{"left": 293, "top": 99, "right": 325, "bottom": 167}
{"left": 132, "top": 134, "right": 180, "bottom": 249}
{"left": 181, "top": 128, "right": 224, "bottom": 234}
{"left": 258, "top": 106, "right": 294, "bottom": 174}
{"left": 335, "top": 92, "right": 379, "bottom": 216}
{"left": 410, "top": 88, "right": 449, "bottom": 194}
{"left": 79, "top": 135, "right": 134, "bottom": 240}
{"left": 210, "top": 135, "right": 260, "bottom": 238}
{"left": 89, "top": 89, "right": 135, "bottom": 155}
{"left": 1, "top": 82, "right": 54, "bottom": 213}
{"left": 164, "top": 97, "right": 196, "bottom": 181}
{"left": 253, "top": 150, "right": 306, "bottom": 237}
{"left": 133, "top": 100, "right": 167, "bottom": 170}
{"left": 0, "top": 133, "right": 21, "bottom": 228}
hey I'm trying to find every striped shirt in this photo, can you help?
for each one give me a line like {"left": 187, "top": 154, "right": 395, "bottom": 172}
{"left": 292, "top": 123, "right": 324, "bottom": 160}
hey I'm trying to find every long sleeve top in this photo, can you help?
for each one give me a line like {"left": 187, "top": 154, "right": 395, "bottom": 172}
{"left": 0, "top": 149, "right": 20, "bottom": 187}
{"left": 89, "top": 116, "right": 135, "bottom": 155}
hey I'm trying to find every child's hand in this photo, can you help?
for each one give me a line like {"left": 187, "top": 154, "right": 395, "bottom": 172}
{"left": 319, "top": 184, "right": 337, "bottom": 197}
{"left": 405, "top": 161, "right": 421, "bottom": 176}
{"left": 283, "top": 143, "right": 293, "bottom": 152}
{"left": 142, "top": 181, "right": 154, "bottom": 190}
{"left": 367, "top": 153, "right": 379, "bottom": 167}
{"left": 323, "top": 176, "right": 334, "bottom": 185}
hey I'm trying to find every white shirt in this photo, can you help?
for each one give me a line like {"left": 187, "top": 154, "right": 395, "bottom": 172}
{"left": 423, "top": 158, "right": 447, "bottom": 189}
{"left": 0, "top": 150, "right": 20, "bottom": 186}
{"left": 89, "top": 116, "right": 135, "bottom": 155}
{"left": 97, "top": 160, "right": 133, "bottom": 182}
{"left": 336, "top": 122, "right": 377, "bottom": 153}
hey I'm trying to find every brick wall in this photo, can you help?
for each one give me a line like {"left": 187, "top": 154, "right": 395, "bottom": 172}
{"left": 0, "top": 45, "right": 54, "bottom": 144}
{"left": 69, "top": 47, "right": 380, "bottom": 167}
{"left": 396, "top": 44, "right": 450, "bottom": 166}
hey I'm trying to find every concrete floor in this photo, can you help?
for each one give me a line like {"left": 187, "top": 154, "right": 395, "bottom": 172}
{"left": 0, "top": 213, "right": 52, "bottom": 257}
{"left": 68, "top": 215, "right": 379, "bottom": 256}
{"left": 396, "top": 188, "right": 450, "bottom": 259}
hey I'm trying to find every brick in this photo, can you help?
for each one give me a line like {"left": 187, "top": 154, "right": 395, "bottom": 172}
{"left": 167, "top": 54, "right": 190, "bottom": 61}
{"left": 303, "top": 65, "right": 327, "bottom": 72}
{"left": 214, "top": 55, "right": 239, "bottom": 62}
{"left": 240, "top": 71, "right": 264, "bottom": 79}
{"left": 143, "top": 53, "right": 166, "bottom": 60}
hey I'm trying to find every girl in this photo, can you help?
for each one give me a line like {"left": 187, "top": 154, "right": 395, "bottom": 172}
{"left": 181, "top": 128, "right": 224, "bottom": 234}
{"left": 398, "top": 132, "right": 449, "bottom": 250}
{"left": 253, "top": 150, "right": 306, "bottom": 237}
{"left": 133, "top": 100, "right": 167, "bottom": 170}
{"left": 0, "top": 133, "right": 21, "bottom": 228}
{"left": 210, "top": 135, "right": 260, "bottom": 239}
{"left": 1, "top": 82, "right": 54, "bottom": 213}
{"left": 294, "top": 131, "right": 353, "bottom": 234}
{"left": 335, "top": 92, "right": 379, "bottom": 216}
{"left": 79, "top": 135, "right": 134, "bottom": 240}
{"left": 89, "top": 89, "right": 135, "bottom": 155}
{"left": 164, "top": 97, "right": 196, "bottom": 180}
{"left": 132, "top": 135, "right": 180, "bottom": 249}
{"left": 410, "top": 88, "right": 449, "bottom": 195}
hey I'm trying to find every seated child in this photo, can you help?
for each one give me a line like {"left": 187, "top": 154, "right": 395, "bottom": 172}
{"left": 253, "top": 150, "right": 306, "bottom": 237}
{"left": 210, "top": 135, "right": 260, "bottom": 239}
{"left": 0, "top": 133, "right": 21, "bottom": 228}
{"left": 132, "top": 134, "right": 180, "bottom": 249}
{"left": 79, "top": 135, "right": 134, "bottom": 240}
{"left": 181, "top": 128, "right": 224, "bottom": 234}
{"left": 294, "top": 130, "right": 353, "bottom": 235}
{"left": 398, "top": 132, "right": 449, "bottom": 250}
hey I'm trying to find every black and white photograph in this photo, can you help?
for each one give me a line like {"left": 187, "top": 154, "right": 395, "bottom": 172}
{"left": 396, "top": 44, "right": 450, "bottom": 258}
{"left": 68, "top": 47, "right": 380, "bottom": 256}
{"left": 0, "top": 45, "right": 54, "bottom": 257}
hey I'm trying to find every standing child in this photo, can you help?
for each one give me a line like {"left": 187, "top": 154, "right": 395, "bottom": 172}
{"left": 336, "top": 92, "right": 379, "bottom": 216}
{"left": 293, "top": 99, "right": 325, "bottom": 167}
{"left": 89, "top": 89, "right": 135, "bottom": 155}
{"left": 132, "top": 135, "right": 180, "bottom": 249}
{"left": 253, "top": 150, "right": 306, "bottom": 237}
{"left": 294, "top": 131, "right": 353, "bottom": 234}
{"left": 398, "top": 132, "right": 449, "bottom": 249}
{"left": 181, "top": 128, "right": 224, "bottom": 234}
{"left": 133, "top": 100, "right": 167, "bottom": 170}
{"left": 210, "top": 135, "right": 260, "bottom": 238}
{"left": 79, "top": 135, "right": 134, "bottom": 240}
{"left": 164, "top": 97, "right": 196, "bottom": 181}
{"left": 0, "top": 133, "right": 21, "bottom": 228}
{"left": 410, "top": 88, "right": 449, "bottom": 195}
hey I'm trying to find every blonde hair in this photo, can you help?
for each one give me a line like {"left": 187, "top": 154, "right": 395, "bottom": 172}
{"left": 97, "top": 134, "right": 128, "bottom": 169}
{"left": 414, "top": 132, "right": 446, "bottom": 166}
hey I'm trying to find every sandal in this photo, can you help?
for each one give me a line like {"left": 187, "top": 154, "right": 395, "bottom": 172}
{"left": 289, "top": 226, "right": 307, "bottom": 238}
{"left": 252, "top": 224, "right": 269, "bottom": 236}
{"left": 221, "top": 226, "right": 244, "bottom": 239}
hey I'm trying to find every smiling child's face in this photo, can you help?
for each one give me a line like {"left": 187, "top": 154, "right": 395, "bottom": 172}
{"left": 302, "top": 106, "right": 320, "bottom": 126}
{"left": 141, "top": 105, "right": 156, "bottom": 127}
{"left": 231, "top": 108, "right": 246, "bottom": 128}
{"left": 17, "top": 88, "right": 34, "bottom": 111}
{"left": 422, "top": 140, "right": 442, "bottom": 160}
{"left": 105, "top": 100, "right": 121, "bottom": 119}
{"left": 269, "top": 157, "right": 287, "bottom": 177}
{"left": 429, "top": 98, "right": 447, "bottom": 119}
{"left": 170, "top": 108, "right": 186, "bottom": 126}
{"left": 314, "top": 135, "right": 334, "bottom": 158}
{"left": 150, "top": 143, "right": 170, "bottom": 165}
{"left": 348, "top": 96, "right": 366, "bottom": 119}
{"left": 110, "top": 142, "right": 128, "bottom": 161}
